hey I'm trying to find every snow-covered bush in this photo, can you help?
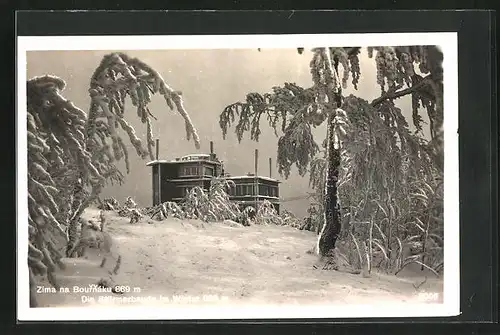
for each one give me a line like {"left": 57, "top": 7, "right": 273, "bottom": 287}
{"left": 236, "top": 206, "right": 256, "bottom": 226}
{"left": 148, "top": 201, "right": 185, "bottom": 220}
{"left": 124, "top": 196, "right": 138, "bottom": 209}
{"left": 99, "top": 197, "right": 121, "bottom": 211}
{"left": 280, "top": 209, "right": 302, "bottom": 229}
{"left": 181, "top": 178, "right": 241, "bottom": 222}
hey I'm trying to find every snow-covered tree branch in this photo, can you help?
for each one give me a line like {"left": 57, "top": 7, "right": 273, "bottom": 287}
{"left": 27, "top": 52, "right": 201, "bottom": 306}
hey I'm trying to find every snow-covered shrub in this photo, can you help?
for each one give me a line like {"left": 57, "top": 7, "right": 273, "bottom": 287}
{"left": 124, "top": 196, "right": 137, "bottom": 209}
{"left": 100, "top": 197, "right": 143, "bottom": 224}
{"left": 254, "top": 200, "right": 283, "bottom": 225}
{"left": 279, "top": 209, "right": 302, "bottom": 229}
{"left": 235, "top": 206, "right": 256, "bottom": 226}
{"left": 149, "top": 201, "right": 185, "bottom": 220}
{"left": 100, "top": 197, "right": 121, "bottom": 211}
{"left": 181, "top": 178, "right": 241, "bottom": 222}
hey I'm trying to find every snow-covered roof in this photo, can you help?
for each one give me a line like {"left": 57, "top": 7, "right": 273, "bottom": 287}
{"left": 181, "top": 154, "right": 211, "bottom": 159}
{"left": 227, "top": 175, "right": 280, "bottom": 183}
{"left": 146, "top": 160, "right": 169, "bottom": 166}
{"left": 146, "top": 156, "right": 221, "bottom": 166}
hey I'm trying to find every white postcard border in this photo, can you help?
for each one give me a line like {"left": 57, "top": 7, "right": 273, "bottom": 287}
{"left": 16, "top": 32, "right": 459, "bottom": 321}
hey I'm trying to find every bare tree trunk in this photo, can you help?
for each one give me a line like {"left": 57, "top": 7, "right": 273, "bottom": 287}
{"left": 318, "top": 113, "right": 342, "bottom": 256}
{"left": 315, "top": 48, "right": 343, "bottom": 257}
{"left": 66, "top": 176, "right": 102, "bottom": 257}
{"left": 66, "top": 174, "right": 85, "bottom": 257}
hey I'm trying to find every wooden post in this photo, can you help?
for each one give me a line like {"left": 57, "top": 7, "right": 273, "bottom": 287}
{"left": 152, "top": 163, "right": 161, "bottom": 206}
{"left": 155, "top": 139, "right": 159, "bottom": 160}
{"left": 254, "top": 149, "right": 259, "bottom": 176}
{"left": 254, "top": 149, "right": 259, "bottom": 211}
{"left": 154, "top": 139, "right": 161, "bottom": 205}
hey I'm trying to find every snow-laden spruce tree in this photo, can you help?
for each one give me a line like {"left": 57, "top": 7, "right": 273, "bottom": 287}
{"left": 219, "top": 47, "right": 444, "bottom": 267}
{"left": 27, "top": 53, "right": 200, "bottom": 306}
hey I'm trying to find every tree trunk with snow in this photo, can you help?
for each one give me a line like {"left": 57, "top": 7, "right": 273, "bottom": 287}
{"left": 317, "top": 113, "right": 342, "bottom": 256}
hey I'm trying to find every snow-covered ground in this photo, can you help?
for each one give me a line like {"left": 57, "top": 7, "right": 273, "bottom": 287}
{"left": 34, "top": 207, "right": 443, "bottom": 309}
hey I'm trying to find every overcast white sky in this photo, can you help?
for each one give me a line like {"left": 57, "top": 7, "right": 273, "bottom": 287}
{"left": 27, "top": 48, "right": 424, "bottom": 217}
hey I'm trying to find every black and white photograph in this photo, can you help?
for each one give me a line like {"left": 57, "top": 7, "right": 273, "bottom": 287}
{"left": 17, "top": 33, "right": 459, "bottom": 320}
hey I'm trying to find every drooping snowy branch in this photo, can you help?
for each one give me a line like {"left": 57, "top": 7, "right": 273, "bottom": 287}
{"left": 27, "top": 52, "right": 204, "bottom": 303}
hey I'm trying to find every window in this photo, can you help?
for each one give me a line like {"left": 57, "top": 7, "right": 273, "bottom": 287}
{"left": 204, "top": 166, "right": 214, "bottom": 176}
{"left": 238, "top": 185, "right": 254, "bottom": 196}
{"left": 235, "top": 185, "right": 242, "bottom": 196}
{"left": 235, "top": 185, "right": 248, "bottom": 196}
{"left": 180, "top": 165, "right": 199, "bottom": 176}
{"left": 265, "top": 186, "right": 278, "bottom": 197}
{"left": 260, "top": 185, "right": 273, "bottom": 196}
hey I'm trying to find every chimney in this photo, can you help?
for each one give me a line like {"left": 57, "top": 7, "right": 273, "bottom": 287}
{"left": 155, "top": 139, "right": 159, "bottom": 160}
{"left": 269, "top": 157, "right": 272, "bottom": 178}
{"left": 210, "top": 141, "right": 214, "bottom": 154}
{"left": 254, "top": 149, "right": 259, "bottom": 176}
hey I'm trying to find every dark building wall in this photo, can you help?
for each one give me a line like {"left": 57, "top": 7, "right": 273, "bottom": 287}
{"left": 152, "top": 165, "right": 160, "bottom": 205}
{"left": 160, "top": 164, "right": 181, "bottom": 203}
{"left": 161, "top": 164, "right": 179, "bottom": 179}
{"left": 152, "top": 160, "right": 222, "bottom": 204}
{"left": 161, "top": 181, "right": 182, "bottom": 202}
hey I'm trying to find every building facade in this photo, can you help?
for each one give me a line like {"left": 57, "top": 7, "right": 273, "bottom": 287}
{"left": 147, "top": 153, "right": 224, "bottom": 205}
{"left": 225, "top": 175, "right": 280, "bottom": 213}
{"left": 147, "top": 144, "right": 281, "bottom": 213}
